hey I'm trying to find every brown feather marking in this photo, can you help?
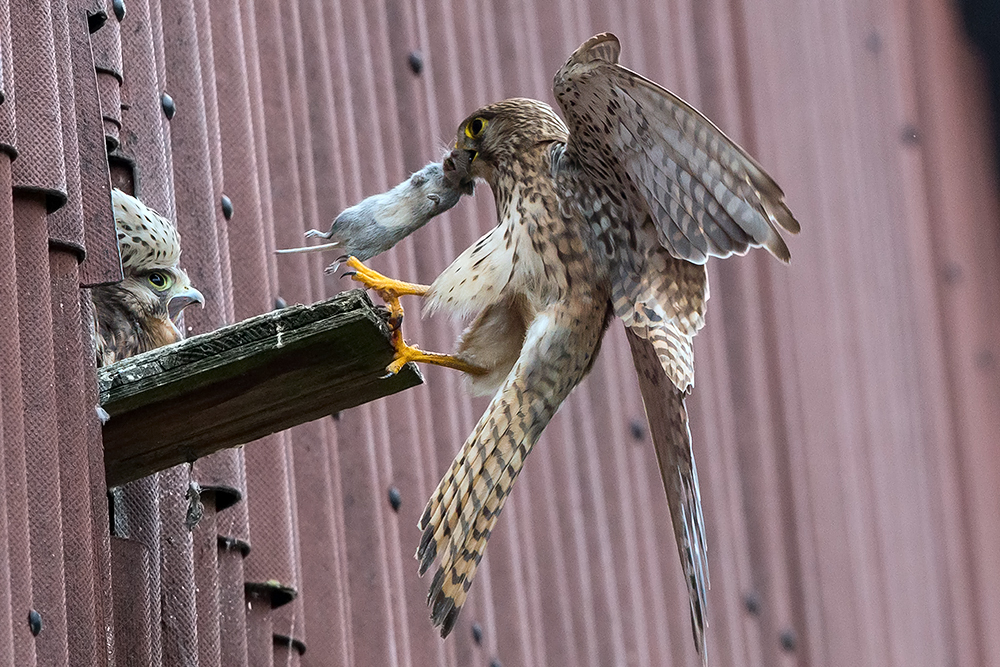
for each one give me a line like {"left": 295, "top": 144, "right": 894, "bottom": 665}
{"left": 417, "top": 297, "right": 609, "bottom": 636}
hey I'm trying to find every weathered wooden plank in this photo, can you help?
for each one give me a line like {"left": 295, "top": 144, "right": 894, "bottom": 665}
{"left": 99, "top": 290, "right": 422, "bottom": 486}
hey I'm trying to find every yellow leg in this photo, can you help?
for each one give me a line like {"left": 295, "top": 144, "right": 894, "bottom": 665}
{"left": 384, "top": 330, "right": 488, "bottom": 376}
{"left": 345, "top": 256, "right": 429, "bottom": 301}
{"left": 344, "top": 256, "right": 429, "bottom": 328}
{"left": 344, "top": 257, "right": 486, "bottom": 377}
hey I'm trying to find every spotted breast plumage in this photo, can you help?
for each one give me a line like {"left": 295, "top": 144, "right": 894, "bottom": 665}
{"left": 346, "top": 32, "right": 798, "bottom": 661}
{"left": 92, "top": 188, "right": 204, "bottom": 366}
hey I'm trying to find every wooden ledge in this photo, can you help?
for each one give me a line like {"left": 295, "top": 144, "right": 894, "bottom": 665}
{"left": 99, "top": 290, "right": 422, "bottom": 487}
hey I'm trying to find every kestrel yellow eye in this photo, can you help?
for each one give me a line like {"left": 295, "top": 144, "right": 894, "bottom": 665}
{"left": 147, "top": 271, "right": 172, "bottom": 291}
{"left": 465, "top": 117, "right": 488, "bottom": 139}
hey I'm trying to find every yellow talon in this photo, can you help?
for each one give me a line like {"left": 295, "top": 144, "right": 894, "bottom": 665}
{"left": 386, "top": 337, "right": 488, "bottom": 376}
{"left": 346, "top": 256, "right": 428, "bottom": 298}
{"left": 346, "top": 255, "right": 429, "bottom": 328}
{"left": 344, "top": 257, "right": 487, "bottom": 377}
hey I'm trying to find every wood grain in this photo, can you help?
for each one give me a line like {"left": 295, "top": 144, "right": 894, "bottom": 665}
{"left": 99, "top": 290, "right": 422, "bottom": 486}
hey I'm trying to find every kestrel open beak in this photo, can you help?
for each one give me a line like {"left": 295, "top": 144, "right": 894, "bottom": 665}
{"left": 168, "top": 287, "right": 205, "bottom": 322}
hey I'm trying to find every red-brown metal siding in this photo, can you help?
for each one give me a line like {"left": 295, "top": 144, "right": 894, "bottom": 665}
{"left": 0, "top": 0, "right": 999, "bottom": 665}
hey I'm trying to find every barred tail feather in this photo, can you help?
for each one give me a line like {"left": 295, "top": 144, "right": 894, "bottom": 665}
{"left": 626, "top": 328, "right": 710, "bottom": 665}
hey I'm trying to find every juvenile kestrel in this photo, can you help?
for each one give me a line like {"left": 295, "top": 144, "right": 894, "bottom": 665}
{"left": 92, "top": 188, "right": 204, "bottom": 366}
{"left": 348, "top": 32, "right": 798, "bottom": 661}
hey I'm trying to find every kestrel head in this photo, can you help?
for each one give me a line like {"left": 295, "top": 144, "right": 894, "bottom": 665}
{"left": 446, "top": 98, "right": 568, "bottom": 185}
{"left": 110, "top": 188, "right": 204, "bottom": 334}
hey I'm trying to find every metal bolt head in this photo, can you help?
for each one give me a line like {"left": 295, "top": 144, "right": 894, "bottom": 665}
{"left": 864, "top": 31, "right": 883, "bottom": 54}
{"left": 489, "top": 659, "right": 502, "bottom": 667}
{"left": 743, "top": 591, "right": 761, "bottom": 616}
{"left": 408, "top": 50, "right": 424, "bottom": 74}
{"left": 629, "top": 418, "right": 645, "bottom": 441}
{"left": 901, "top": 124, "right": 920, "bottom": 145}
{"left": 941, "top": 261, "right": 963, "bottom": 285}
{"left": 161, "top": 92, "right": 176, "bottom": 120}
{"left": 221, "top": 195, "right": 234, "bottom": 220}
{"left": 28, "top": 610, "right": 42, "bottom": 636}
{"left": 388, "top": 486, "right": 402, "bottom": 512}
{"left": 471, "top": 621, "right": 483, "bottom": 645}
{"left": 112, "top": 0, "right": 126, "bottom": 21}
{"left": 779, "top": 628, "right": 797, "bottom": 652}
{"left": 274, "top": 296, "right": 287, "bottom": 310}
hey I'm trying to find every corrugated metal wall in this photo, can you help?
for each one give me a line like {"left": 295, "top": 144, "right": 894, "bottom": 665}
{"left": 0, "top": 0, "right": 998, "bottom": 665}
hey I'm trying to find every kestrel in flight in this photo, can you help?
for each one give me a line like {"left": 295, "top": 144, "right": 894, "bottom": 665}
{"left": 347, "top": 32, "right": 798, "bottom": 661}
{"left": 92, "top": 188, "right": 204, "bottom": 366}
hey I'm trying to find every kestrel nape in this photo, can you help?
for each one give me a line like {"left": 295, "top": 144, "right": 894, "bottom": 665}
{"left": 344, "top": 33, "right": 798, "bottom": 662}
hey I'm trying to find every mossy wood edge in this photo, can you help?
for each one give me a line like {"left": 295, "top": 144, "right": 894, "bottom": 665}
{"left": 99, "top": 289, "right": 422, "bottom": 486}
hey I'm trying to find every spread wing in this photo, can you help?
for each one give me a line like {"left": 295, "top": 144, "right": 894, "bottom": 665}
{"left": 553, "top": 32, "right": 799, "bottom": 264}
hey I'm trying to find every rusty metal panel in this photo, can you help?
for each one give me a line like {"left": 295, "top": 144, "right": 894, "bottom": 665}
{"left": 1, "top": 0, "right": 1000, "bottom": 665}
{"left": 0, "top": 396, "right": 12, "bottom": 667}
{"left": 290, "top": 418, "right": 353, "bottom": 667}
{"left": 14, "top": 194, "right": 72, "bottom": 666}
{"left": 0, "top": 155, "right": 23, "bottom": 667}
{"left": 192, "top": 504, "right": 223, "bottom": 667}
{"left": 108, "top": 2, "right": 197, "bottom": 666}
{"left": 218, "top": 542, "right": 251, "bottom": 667}
{"left": 9, "top": 1, "right": 67, "bottom": 208}
{"left": 159, "top": 0, "right": 235, "bottom": 336}
{"left": 157, "top": 467, "right": 200, "bottom": 667}
{"left": 0, "top": 0, "right": 13, "bottom": 152}
{"left": 49, "top": 247, "right": 108, "bottom": 667}
{"left": 47, "top": 0, "right": 86, "bottom": 257}
{"left": 111, "top": 537, "right": 155, "bottom": 666}
{"left": 907, "top": 1, "right": 1000, "bottom": 665}
{"left": 90, "top": 3, "right": 124, "bottom": 155}
{"left": 209, "top": 0, "right": 271, "bottom": 319}
{"left": 114, "top": 0, "right": 172, "bottom": 209}
{"left": 70, "top": 0, "right": 120, "bottom": 289}
{"left": 77, "top": 288, "right": 116, "bottom": 667}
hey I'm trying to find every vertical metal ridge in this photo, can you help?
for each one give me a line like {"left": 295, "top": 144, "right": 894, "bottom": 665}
{"left": 1, "top": 0, "right": 999, "bottom": 665}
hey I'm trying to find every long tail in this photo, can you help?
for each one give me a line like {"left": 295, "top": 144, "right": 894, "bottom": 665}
{"left": 417, "top": 300, "right": 609, "bottom": 636}
{"left": 626, "top": 328, "right": 709, "bottom": 665}
{"left": 274, "top": 240, "right": 341, "bottom": 254}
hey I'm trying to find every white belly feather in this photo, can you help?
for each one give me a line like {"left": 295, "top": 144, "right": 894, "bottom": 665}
{"left": 426, "top": 184, "right": 554, "bottom": 318}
